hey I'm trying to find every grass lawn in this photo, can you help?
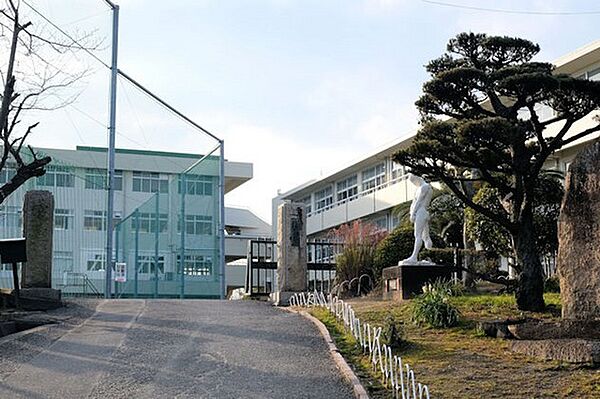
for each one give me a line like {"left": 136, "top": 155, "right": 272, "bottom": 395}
{"left": 311, "top": 292, "right": 600, "bottom": 399}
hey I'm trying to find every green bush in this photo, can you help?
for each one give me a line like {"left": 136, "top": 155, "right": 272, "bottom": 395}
{"left": 544, "top": 276, "right": 560, "bottom": 293}
{"left": 411, "top": 280, "right": 460, "bottom": 328}
{"left": 421, "top": 248, "right": 455, "bottom": 266}
{"left": 381, "top": 314, "right": 405, "bottom": 349}
{"left": 373, "top": 227, "right": 414, "bottom": 280}
{"left": 373, "top": 227, "right": 446, "bottom": 283}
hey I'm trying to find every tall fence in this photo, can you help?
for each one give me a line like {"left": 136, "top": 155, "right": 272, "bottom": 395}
{"left": 290, "top": 291, "right": 431, "bottom": 399}
{"left": 114, "top": 151, "right": 222, "bottom": 298}
{"left": 0, "top": 146, "right": 225, "bottom": 298}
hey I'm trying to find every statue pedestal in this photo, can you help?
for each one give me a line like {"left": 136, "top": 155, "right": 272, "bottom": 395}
{"left": 382, "top": 263, "right": 451, "bottom": 301}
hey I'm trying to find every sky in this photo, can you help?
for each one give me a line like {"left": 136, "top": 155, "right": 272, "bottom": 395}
{"left": 13, "top": 0, "right": 600, "bottom": 224}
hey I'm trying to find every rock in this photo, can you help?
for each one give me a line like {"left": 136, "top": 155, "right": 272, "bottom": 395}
{"left": 511, "top": 339, "right": 600, "bottom": 365}
{"left": 508, "top": 319, "right": 600, "bottom": 340}
{"left": 22, "top": 191, "right": 54, "bottom": 289}
{"left": 477, "top": 319, "right": 526, "bottom": 339}
{"left": 557, "top": 142, "right": 600, "bottom": 320}
{"left": 229, "top": 288, "right": 246, "bottom": 300}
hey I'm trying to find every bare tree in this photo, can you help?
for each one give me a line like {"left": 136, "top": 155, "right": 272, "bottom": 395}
{"left": 0, "top": 0, "right": 99, "bottom": 204}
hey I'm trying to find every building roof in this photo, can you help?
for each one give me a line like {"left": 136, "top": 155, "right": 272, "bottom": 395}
{"left": 34, "top": 145, "right": 252, "bottom": 194}
{"left": 225, "top": 206, "right": 271, "bottom": 235}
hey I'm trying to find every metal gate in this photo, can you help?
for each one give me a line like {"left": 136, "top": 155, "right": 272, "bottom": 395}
{"left": 245, "top": 239, "right": 343, "bottom": 297}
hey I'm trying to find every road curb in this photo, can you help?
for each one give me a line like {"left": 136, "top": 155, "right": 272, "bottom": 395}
{"left": 281, "top": 307, "right": 370, "bottom": 399}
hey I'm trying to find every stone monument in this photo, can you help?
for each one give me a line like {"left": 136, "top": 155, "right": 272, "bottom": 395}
{"left": 508, "top": 142, "right": 600, "bottom": 364}
{"left": 382, "top": 173, "right": 450, "bottom": 300}
{"left": 20, "top": 190, "right": 61, "bottom": 307}
{"left": 272, "top": 202, "right": 307, "bottom": 306}
{"left": 557, "top": 142, "right": 600, "bottom": 320}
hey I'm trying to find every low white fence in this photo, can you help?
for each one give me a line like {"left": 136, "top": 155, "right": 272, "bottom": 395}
{"left": 290, "top": 291, "right": 431, "bottom": 399}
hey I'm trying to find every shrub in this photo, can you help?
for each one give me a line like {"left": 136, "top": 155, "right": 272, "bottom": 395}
{"left": 331, "top": 220, "right": 387, "bottom": 285}
{"left": 421, "top": 248, "right": 455, "bottom": 266}
{"left": 382, "top": 314, "right": 405, "bottom": 349}
{"left": 544, "top": 276, "right": 560, "bottom": 293}
{"left": 373, "top": 227, "right": 446, "bottom": 283}
{"left": 411, "top": 280, "right": 460, "bottom": 328}
{"left": 373, "top": 227, "right": 414, "bottom": 281}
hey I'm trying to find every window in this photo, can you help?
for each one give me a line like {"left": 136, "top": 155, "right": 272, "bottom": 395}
{"left": 336, "top": 175, "right": 358, "bottom": 203}
{"left": 86, "top": 253, "right": 106, "bottom": 271}
{"left": 84, "top": 210, "right": 107, "bottom": 231}
{"left": 37, "top": 165, "right": 74, "bottom": 188}
{"left": 391, "top": 214, "right": 401, "bottom": 229}
{"left": 587, "top": 66, "right": 600, "bottom": 81}
{"left": 0, "top": 206, "right": 21, "bottom": 229}
{"left": 0, "top": 163, "right": 16, "bottom": 184}
{"left": 54, "top": 209, "right": 73, "bottom": 230}
{"left": 177, "top": 254, "right": 212, "bottom": 276}
{"left": 132, "top": 171, "right": 168, "bottom": 193}
{"left": 131, "top": 212, "right": 168, "bottom": 233}
{"left": 391, "top": 161, "right": 405, "bottom": 181}
{"left": 137, "top": 255, "right": 165, "bottom": 274}
{"left": 362, "top": 163, "right": 386, "bottom": 192}
{"left": 178, "top": 175, "right": 213, "bottom": 196}
{"left": 374, "top": 216, "right": 388, "bottom": 231}
{"left": 300, "top": 195, "right": 312, "bottom": 215}
{"left": 54, "top": 251, "right": 73, "bottom": 272}
{"left": 85, "top": 169, "right": 122, "bottom": 190}
{"left": 314, "top": 186, "right": 333, "bottom": 212}
{"left": 178, "top": 214, "right": 212, "bottom": 235}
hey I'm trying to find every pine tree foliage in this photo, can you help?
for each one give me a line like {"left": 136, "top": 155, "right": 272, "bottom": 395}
{"left": 394, "top": 33, "right": 600, "bottom": 311}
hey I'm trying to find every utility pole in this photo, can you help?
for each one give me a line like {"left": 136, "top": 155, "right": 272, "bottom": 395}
{"left": 105, "top": 0, "right": 119, "bottom": 298}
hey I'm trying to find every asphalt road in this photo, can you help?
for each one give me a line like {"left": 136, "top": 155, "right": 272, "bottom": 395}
{"left": 0, "top": 300, "right": 354, "bottom": 399}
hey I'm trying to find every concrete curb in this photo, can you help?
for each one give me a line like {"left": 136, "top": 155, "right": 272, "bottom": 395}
{"left": 282, "top": 307, "right": 370, "bottom": 399}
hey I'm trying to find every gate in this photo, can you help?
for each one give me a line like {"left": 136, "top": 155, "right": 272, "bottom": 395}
{"left": 245, "top": 239, "right": 343, "bottom": 297}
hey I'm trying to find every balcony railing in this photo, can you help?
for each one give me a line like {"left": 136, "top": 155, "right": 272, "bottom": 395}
{"left": 307, "top": 174, "right": 405, "bottom": 217}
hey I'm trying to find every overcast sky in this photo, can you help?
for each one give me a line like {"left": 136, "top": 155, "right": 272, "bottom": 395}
{"left": 19, "top": 0, "right": 600, "bottom": 224}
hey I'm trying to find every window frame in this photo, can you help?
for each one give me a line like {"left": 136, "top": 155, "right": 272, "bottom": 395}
{"left": 132, "top": 171, "right": 169, "bottom": 193}
{"left": 336, "top": 175, "right": 358, "bottom": 203}
{"left": 314, "top": 186, "right": 333, "bottom": 212}
{"left": 83, "top": 210, "right": 107, "bottom": 231}
{"left": 54, "top": 208, "right": 74, "bottom": 230}
{"left": 361, "top": 163, "right": 386, "bottom": 192}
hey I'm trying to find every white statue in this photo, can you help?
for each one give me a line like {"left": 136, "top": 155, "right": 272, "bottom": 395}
{"left": 399, "top": 173, "right": 433, "bottom": 265}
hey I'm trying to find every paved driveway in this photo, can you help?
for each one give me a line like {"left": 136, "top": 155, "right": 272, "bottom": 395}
{"left": 0, "top": 300, "right": 353, "bottom": 398}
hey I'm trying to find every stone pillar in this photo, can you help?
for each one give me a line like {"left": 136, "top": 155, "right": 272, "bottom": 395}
{"left": 273, "top": 202, "right": 307, "bottom": 305}
{"left": 22, "top": 191, "right": 54, "bottom": 289}
{"left": 557, "top": 142, "right": 600, "bottom": 320}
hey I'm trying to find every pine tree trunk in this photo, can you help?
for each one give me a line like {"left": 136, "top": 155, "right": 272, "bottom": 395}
{"left": 514, "top": 209, "right": 545, "bottom": 311}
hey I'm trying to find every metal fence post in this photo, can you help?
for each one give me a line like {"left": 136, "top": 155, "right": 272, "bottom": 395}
{"left": 154, "top": 193, "right": 159, "bottom": 298}
{"left": 115, "top": 225, "right": 120, "bottom": 297}
{"left": 134, "top": 209, "right": 139, "bottom": 298}
{"left": 180, "top": 173, "right": 186, "bottom": 299}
